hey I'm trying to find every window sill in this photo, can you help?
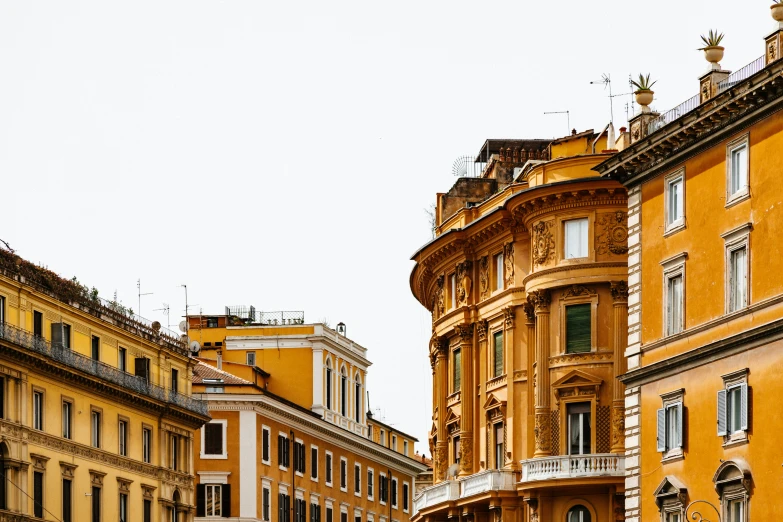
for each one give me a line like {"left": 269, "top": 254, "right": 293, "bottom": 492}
{"left": 722, "top": 433, "right": 748, "bottom": 449}
{"left": 354, "top": 492, "right": 361, "bottom": 498}
{"left": 725, "top": 191, "right": 750, "bottom": 209}
{"left": 279, "top": 465, "right": 289, "bottom": 472}
{"left": 200, "top": 453, "right": 228, "bottom": 460}
{"left": 325, "top": 482, "right": 333, "bottom": 488}
{"left": 296, "top": 472, "right": 304, "bottom": 478}
{"left": 663, "top": 221, "right": 686, "bottom": 238}
{"left": 660, "top": 449, "right": 684, "bottom": 464}
{"left": 262, "top": 460, "right": 271, "bottom": 466}
{"left": 311, "top": 477, "right": 319, "bottom": 483}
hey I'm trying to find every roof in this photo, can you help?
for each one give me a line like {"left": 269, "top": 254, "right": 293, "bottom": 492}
{"left": 367, "top": 412, "right": 419, "bottom": 441}
{"left": 475, "top": 138, "right": 552, "bottom": 163}
{"left": 193, "top": 360, "right": 253, "bottom": 385}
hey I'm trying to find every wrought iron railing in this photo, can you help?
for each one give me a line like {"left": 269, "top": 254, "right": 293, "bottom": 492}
{"left": 256, "top": 310, "right": 305, "bottom": 325}
{"left": 452, "top": 155, "right": 487, "bottom": 178}
{"left": 647, "top": 93, "right": 701, "bottom": 135}
{"left": 0, "top": 322, "right": 208, "bottom": 416}
{"left": 717, "top": 55, "right": 765, "bottom": 94}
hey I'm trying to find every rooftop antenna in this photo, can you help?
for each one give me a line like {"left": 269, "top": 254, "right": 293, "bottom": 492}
{"left": 137, "top": 279, "right": 153, "bottom": 318}
{"left": 590, "top": 73, "right": 615, "bottom": 123}
{"left": 154, "top": 303, "right": 170, "bottom": 330}
{"left": 543, "top": 110, "right": 570, "bottom": 135}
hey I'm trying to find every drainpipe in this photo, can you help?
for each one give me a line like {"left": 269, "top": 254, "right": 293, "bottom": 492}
{"left": 592, "top": 123, "right": 612, "bottom": 153}
{"left": 290, "top": 430, "right": 295, "bottom": 522}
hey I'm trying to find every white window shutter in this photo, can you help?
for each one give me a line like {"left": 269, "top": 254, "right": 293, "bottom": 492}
{"left": 676, "top": 403, "right": 684, "bottom": 448}
{"left": 740, "top": 383, "right": 748, "bottom": 431}
{"left": 656, "top": 408, "right": 666, "bottom": 452}
{"left": 717, "top": 390, "right": 728, "bottom": 436}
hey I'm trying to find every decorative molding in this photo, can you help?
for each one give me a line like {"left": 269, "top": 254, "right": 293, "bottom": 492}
{"left": 117, "top": 477, "right": 133, "bottom": 492}
{"left": 560, "top": 285, "right": 596, "bottom": 300}
{"left": 524, "top": 262, "right": 627, "bottom": 286}
{"left": 595, "top": 211, "right": 629, "bottom": 255}
{"left": 478, "top": 257, "right": 490, "bottom": 301}
{"left": 513, "top": 370, "right": 528, "bottom": 382}
{"left": 7, "top": 294, "right": 19, "bottom": 308}
{"left": 142, "top": 483, "right": 157, "bottom": 499}
{"left": 534, "top": 412, "right": 551, "bottom": 454}
{"left": 29, "top": 453, "right": 49, "bottom": 471}
{"left": 503, "top": 306, "right": 515, "bottom": 329}
{"left": 73, "top": 322, "right": 90, "bottom": 335}
{"left": 522, "top": 298, "right": 536, "bottom": 322}
{"left": 60, "top": 461, "right": 77, "bottom": 478}
{"left": 433, "top": 275, "right": 445, "bottom": 321}
{"left": 610, "top": 281, "right": 629, "bottom": 302}
{"left": 456, "top": 261, "right": 473, "bottom": 307}
{"left": 476, "top": 320, "right": 489, "bottom": 342}
{"left": 549, "top": 351, "right": 614, "bottom": 367}
{"left": 90, "top": 469, "right": 107, "bottom": 487}
{"left": 529, "top": 290, "right": 551, "bottom": 312}
{"left": 455, "top": 323, "right": 474, "bottom": 344}
{"left": 531, "top": 221, "right": 555, "bottom": 266}
{"left": 503, "top": 243, "right": 515, "bottom": 287}
{"left": 459, "top": 436, "right": 473, "bottom": 473}
{"left": 596, "top": 406, "right": 611, "bottom": 453}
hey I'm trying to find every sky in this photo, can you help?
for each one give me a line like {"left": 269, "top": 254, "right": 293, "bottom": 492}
{"left": 0, "top": 0, "right": 775, "bottom": 453}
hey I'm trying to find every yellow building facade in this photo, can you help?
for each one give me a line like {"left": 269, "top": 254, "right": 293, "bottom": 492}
{"left": 595, "top": 15, "right": 783, "bottom": 522}
{"left": 0, "top": 249, "right": 209, "bottom": 522}
{"left": 410, "top": 131, "right": 630, "bottom": 522}
{"left": 189, "top": 312, "right": 428, "bottom": 521}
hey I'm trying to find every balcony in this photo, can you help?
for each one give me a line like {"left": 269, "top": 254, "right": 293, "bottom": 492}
{"left": 520, "top": 454, "right": 624, "bottom": 483}
{"left": 459, "top": 469, "right": 516, "bottom": 498}
{"left": 413, "top": 480, "right": 460, "bottom": 515}
{"left": 323, "top": 409, "right": 368, "bottom": 437}
{"left": 0, "top": 322, "right": 208, "bottom": 417}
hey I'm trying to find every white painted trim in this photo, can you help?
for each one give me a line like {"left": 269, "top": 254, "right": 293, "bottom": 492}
{"left": 325, "top": 450, "right": 334, "bottom": 487}
{"left": 354, "top": 462, "right": 362, "bottom": 497}
{"left": 197, "top": 471, "right": 231, "bottom": 484}
{"left": 367, "top": 467, "right": 374, "bottom": 501}
{"left": 402, "top": 481, "right": 410, "bottom": 514}
{"left": 312, "top": 346, "right": 324, "bottom": 415}
{"left": 724, "top": 227, "right": 751, "bottom": 314}
{"left": 262, "top": 425, "right": 272, "bottom": 465}
{"left": 311, "top": 444, "right": 319, "bottom": 482}
{"left": 664, "top": 168, "right": 686, "bottom": 235}
{"left": 239, "top": 410, "right": 257, "bottom": 517}
{"left": 200, "top": 419, "right": 228, "bottom": 459}
{"left": 340, "top": 456, "right": 348, "bottom": 492}
{"left": 725, "top": 133, "right": 750, "bottom": 207}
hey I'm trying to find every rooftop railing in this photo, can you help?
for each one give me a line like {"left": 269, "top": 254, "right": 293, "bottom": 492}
{"left": 0, "top": 322, "right": 208, "bottom": 417}
{"left": 717, "top": 55, "right": 766, "bottom": 94}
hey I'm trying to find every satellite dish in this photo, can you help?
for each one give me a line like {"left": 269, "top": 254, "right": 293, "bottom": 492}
{"left": 179, "top": 321, "right": 188, "bottom": 333}
{"left": 189, "top": 341, "right": 201, "bottom": 354}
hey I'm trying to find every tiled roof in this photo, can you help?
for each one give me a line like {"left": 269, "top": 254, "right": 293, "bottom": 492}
{"left": 193, "top": 360, "right": 252, "bottom": 385}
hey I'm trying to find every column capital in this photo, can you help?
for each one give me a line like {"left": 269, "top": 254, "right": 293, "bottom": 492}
{"left": 522, "top": 298, "right": 536, "bottom": 322}
{"left": 477, "top": 320, "right": 489, "bottom": 342}
{"left": 455, "top": 323, "right": 475, "bottom": 344}
{"left": 610, "top": 281, "right": 629, "bottom": 303}
{"left": 430, "top": 333, "right": 448, "bottom": 357}
{"left": 529, "top": 290, "right": 551, "bottom": 313}
{"left": 503, "top": 306, "right": 516, "bottom": 329}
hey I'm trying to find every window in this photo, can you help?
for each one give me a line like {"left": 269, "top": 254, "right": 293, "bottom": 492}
{"left": 294, "top": 440, "right": 305, "bottom": 474}
{"left": 391, "top": 478, "right": 398, "bottom": 509}
{"left": 247, "top": 351, "right": 256, "bottom": 366}
{"left": 714, "top": 460, "right": 750, "bottom": 522}
{"left": 62, "top": 400, "right": 72, "bottom": 439}
{"left": 449, "top": 273, "right": 456, "bottom": 309}
{"left": 340, "top": 368, "right": 347, "bottom": 416}
{"left": 492, "top": 331, "right": 504, "bottom": 377}
{"left": 727, "top": 500, "right": 744, "bottom": 522}
{"left": 171, "top": 368, "right": 179, "bottom": 393}
{"left": 143, "top": 499, "right": 151, "bottom": 522}
{"left": 341, "top": 512, "right": 348, "bottom": 522}
{"left": 380, "top": 430, "right": 386, "bottom": 446}
{"left": 33, "top": 310, "right": 43, "bottom": 337}
{"left": 567, "top": 402, "right": 591, "bottom": 455}
{"left": 403, "top": 483, "right": 410, "bottom": 513}
{"left": 62, "top": 478, "right": 72, "bottom": 522}
{"left": 452, "top": 348, "right": 461, "bottom": 392}
{"left": 0, "top": 376, "right": 3, "bottom": 420}
{"left": 665, "top": 170, "right": 685, "bottom": 233}
{"left": 171, "top": 434, "right": 180, "bottom": 471}
{"left": 0, "top": 295, "right": 4, "bottom": 324}
{"left": 118, "top": 347, "right": 127, "bottom": 372}
{"left": 262, "top": 485, "right": 271, "bottom": 521}
{"left": 717, "top": 369, "right": 749, "bottom": 445}
{"left": 91, "top": 486, "right": 101, "bottom": 522}
{"left": 142, "top": 427, "right": 152, "bottom": 463}
{"left": 311, "top": 502, "right": 321, "bottom": 522}
{"left": 51, "top": 323, "right": 71, "bottom": 349}
{"left": 119, "top": 492, "right": 128, "bottom": 522}
{"left": 367, "top": 468, "right": 374, "bottom": 500}
{"left": 494, "top": 253, "right": 504, "bottom": 291}
{"left": 311, "top": 446, "right": 318, "bottom": 480}
{"left": 206, "top": 317, "right": 218, "bottom": 328}
{"left": 565, "top": 304, "right": 591, "bottom": 353}
{"left": 726, "top": 135, "right": 749, "bottom": 204}
{"left": 391, "top": 434, "right": 397, "bottom": 450}
{"left": 203, "top": 421, "right": 226, "bottom": 458}
{"left": 91, "top": 410, "right": 101, "bottom": 448}
{"left": 354, "top": 463, "right": 361, "bottom": 495}
{"left": 403, "top": 440, "right": 408, "bottom": 456}
{"left": 340, "top": 457, "right": 347, "bottom": 491}
{"left": 135, "top": 357, "right": 150, "bottom": 382}
{"left": 33, "top": 470, "right": 43, "bottom": 518}
{"left": 566, "top": 505, "right": 591, "bottom": 522}
{"left": 564, "top": 218, "right": 589, "bottom": 259}
{"left": 379, "top": 473, "right": 388, "bottom": 504}
{"left": 662, "top": 254, "right": 687, "bottom": 337}
{"left": 91, "top": 335, "right": 100, "bottom": 361}
{"left": 653, "top": 476, "right": 686, "bottom": 522}
{"left": 295, "top": 498, "right": 307, "bottom": 522}
{"left": 494, "top": 423, "right": 504, "bottom": 469}
{"left": 205, "top": 484, "right": 222, "bottom": 516}
{"left": 118, "top": 419, "right": 128, "bottom": 456}
{"left": 197, "top": 484, "right": 231, "bottom": 518}
{"left": 453, "top": 436, "right": 460, "bottom": 465}
{"left": 262, "top": 426, "right": 271, "bottom": 464}
{"left": 325, "top": 360, "right": 333, "bottom": 410}
{"left": 728, "top": 247, "right": 747, "bottom": 312}
{"left": 326, "top": 507, "right": 333, "bottom": 522}
{"left": 656, "top": 390, "right": 684, "bottom": 459}
{"left": 33, "top": 390, "right": 44, "bottom": 430}
{"left": 354, "top": 374, "right": 362, "bottom": 423}
{"left": 325, "top": 451, "right": 333, "bottom": 486}
{"left": 278, "top": 433, "right": 290, "bottom": 468}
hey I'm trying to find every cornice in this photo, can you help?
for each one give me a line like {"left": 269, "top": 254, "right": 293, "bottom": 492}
{"left": 522, "top": 262, "right": 627, "bottom": 287}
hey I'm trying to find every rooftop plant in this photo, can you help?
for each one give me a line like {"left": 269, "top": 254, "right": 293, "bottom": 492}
{"left": 699, "top": 29, "right": 725, "bottom": 49}
{"left": 631, "top": 73, "right": 657, "bottom": 92}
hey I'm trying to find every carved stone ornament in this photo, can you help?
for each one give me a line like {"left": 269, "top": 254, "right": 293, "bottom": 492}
{"left": 456, "top": 261, "right": 473, "bottom": 306}
{"left": 60, "top": 462, "right": 77, "bottom": 479}
{"left": 611, "top": 405, "right": 625, "bottom": 449}
{"left": 534, "top": 412, "right": 551, "bottom": 453}
{"left": 503, "top": 243, "right": 515, "bottom": 287}
{"left": 769, "top": 40, "right": 778, "bottom": 63}
{"left": 117, "top": 477, "right": 133, "bottom": 493}
{"left": 561, "top": 285, "right": 596, "bottom": 299}
{"left": 90, "top": 469, "right": 107, "bottom": 487}
{"left": 477, "top": 320, "right": 489, "bottom": 342}
{"left": 459, "top": 436, "right": 473, "bottom": 473}
{"left": 529, "top": 290, "right": 551, "bottom": 312}
{"left": 479, "top": 256, "right": 490, "bottom": 301}
{"left": 503, "top": 306, "right": 515, "bottom": 328}
{"left": 531, "top": 221, "right": 555, "bottom": 266}
{"left": 455, "top": 323, "right": 474, "bottom": 343}
{"left": 522, "top": 298, "right": 536, "bottom": 322}
{"left": 433, "top": 275, "right": 445, "bottom": 320}
{"left": 435, "top": 444, "right": 448, "bottom": 481}
{"left": 610, "top": 281, "right": 629, "bottom": 302}
{"left": 596, "top": 211, "right": 629, "bottom": 255}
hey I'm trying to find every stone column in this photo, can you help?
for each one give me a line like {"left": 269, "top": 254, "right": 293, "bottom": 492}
{"left": 476, "top": 320, "right": 488, "bottom": 469}
{"left": 610, "top": 281, "right": 629, "bottom": 454}
{"left": 531, "top": 290, "right": 551, "bottom": 458}
{"left": 502, "top": 306, "right": 515, "bottom": 468}
{"left": 456, "top": 322, "right": 475, "bottom": 476}
{"left": 432, "top": 335, "right": 449, "bottom": 482}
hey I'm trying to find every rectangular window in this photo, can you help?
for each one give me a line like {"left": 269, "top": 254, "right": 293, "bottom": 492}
{"left": 391, "top": 478, "right": 398, "bottom": 508}
{"left": 91, "top": 486, "right": 101, "bottom": 522}
{"left": 667, "top": 514, "right": 681, "bottom": 522}
{"left": 171, "top": 434, "right": 179, "bottom": 470}
{"left": 325, "top": 452, "right": 333, "bottom": 485}
{"left": 666, "top": 174, "right": 684, "bottom": 228}
{"left": 311, "top": 503, "right": 321, "bottom": 522}
{"left": 340, "top": 458, "right": 347, "bottom": 491}
{"left": 494, "top": 423, "right": 504, "bottom": 469}
{"left": 718, "top": 383, "right": 749, "bottom": 436}
{"left": 453, "top": 437, "right": 460, "bottom": 465}
{"left": 727, "top": 136, "right": 749, "bottom": 202}
{"left": 91, "top": 410, "right": 101, "bottom": 448}
{"left": 262, "top": 427, "right": 271, "bottom": 464}
{"left": 134, "top": 357, "right": 150, "bottom": 381}
{"left": 494, "top": 253, "right": 504, "bottom": 291}
{"left": 656, "top": 402, "right": 683, "bottom": 453}
{"left": 452, "top": 349, "right": 461, "bottom": 392}
{"left": 247, "top": 351, "right": 256, "bottom": 366}
{"left": 33, "top": 390, "right": 44, "bottom": 430}
{"left": 63, "top": 478, "right": 72, "bottom": 522}
{"left": 296, "top": 499, "right": 307, "bottom": 522}
{"left": 33, "top": 470, "right": 43, "bottom": 518}
{"left": 205, "top": 484, "right": 222, "bottom": 516}
{"left": 326, "top": 507, "right": 333, "bottom": 522}
{"left": 62, "top": 400, "right": 73, "bottom": 439}
{"left": 403, "top": 440, "right": 408, "bottom": 456}
{"left": 91, "top": 335, "right": 100, "bottom": 361}
{"left": 51, "top": 323, "right": 72, "bottom": 349}
{"left": 367, "top": 468, "right": 374, "bottom": 500}
{"left": 204, "top": 422, "right": 224, "bottom": 455}
{"left": 143, "top": 499, "right": 151, "bottom": 522}
{"left": 354, "top": 463, "right": 361, "bottom": 495}
{"left": 278, "top": 434, "right": 290, "bottom": 468}
{"left": 379, "top": 474, "right": 387, "bottom": 504}
{"left": 171, "top": 368, "right": 179, "bottom": 393}
{"left": 449, "top": 274, "right": 456, "bottom": 309}
{"left": 0, "top": 295, "right": 4, "bottom": 324}
{"left": 341, "top": 513, "right": 347, "bottom": 522}
{"left": 564, "top": 218, "right": 589, "bottom": 259}
{"left": 118, "top": 347, "right": 127, "bottom": 372}
{"left": 727, "top": 499, "right": 744, "bottom": 522}
{"left": 34, "top": 310, "right": 43, "bottom": 337}
{"left": 729, "top": 247, "right": 748, "bottom": 312}
{"left": 294, "top": 440, "right": 305, "bottom": 474}
{"left": 391, "top": 434, "right": 397, "bottom": 450}
{"left": 403, "top": 483, "right": 410, "bottom": 512}
{"left": 119, "top": 492, "right": 128, "bottom": 522}
{"left": 311, "top": 446, "right": 318, "bottom": 480}
{"left": 567, "top": 402, "right": 591, "bottom": 455}
{"left": 565, "top": 304, "right": 591, "bottom": 353}
{"left": 142, "top": 427, "right": 152, "bottom": 463}
{"left": 493, "top": 331, "right": 504, "bottom": 377}
{"left": 666, "top": 274, "right": 684, "bottom": 335}
{"left": 262, "top": 486, "right": 271, "bottom": 521}
{"left": 380, "top": 430, "right": 386, "bottom": 445}
{"left": 118, "top": 419, "right": 128, "bottom": 456}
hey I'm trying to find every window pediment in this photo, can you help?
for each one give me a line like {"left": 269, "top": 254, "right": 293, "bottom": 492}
{"left": 713, "top": 459, "right": 752, "bottom": 494}
{"left": 552, "top": 370, "right": 602, "bottom": 404}
{"left": 653, "top": 476, "right": 688, "bottom": 509}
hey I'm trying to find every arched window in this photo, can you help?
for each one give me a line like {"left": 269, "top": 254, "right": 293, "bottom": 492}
{"left": 325, "top": 359, "right": 333, "bottom": 410}
{"left": 567, "top": 505, "right": 591, "bottom": 522}
{"left": 340, "top": 367, "right": 347, "bottom": 416}
{"left": 354, "top": 373, "right": 362, "bottom": 423}
{"left": 713, "top": 460, "right": 751, "bottom": 522}
{"left": 171, "top": 490, "right": 182, "bottom": 522}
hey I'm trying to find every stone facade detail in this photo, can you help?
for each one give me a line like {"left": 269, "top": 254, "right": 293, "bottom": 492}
{"left": 596, "top": 211, "right": 629, "bottom": 255}
{"left": 531, "top": 221, "right": 555, "bottom": 266}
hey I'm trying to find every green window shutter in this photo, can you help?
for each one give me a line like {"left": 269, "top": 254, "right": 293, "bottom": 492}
{"left": 566, "top": 304, "right": 591, "bottom": 353}
{"left": 453, "top": 349, "right": 461, "bottom": 392}
{"left": 493, "top": 332, "right": 503, "bottom": 377}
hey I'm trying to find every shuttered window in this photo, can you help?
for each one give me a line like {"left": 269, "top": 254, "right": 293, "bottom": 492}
{"left": 262, "top": 428, "right": 270, "bottom": 463}
{"left": 325, "top": 453, "right": 332, "bottom": 484}
{"left": 656, "top": 403, "right": 683, "bottom": 452}
{"left": 33, "top": 471, "right": 43, "bottom": 518}
{"left": 204, "top": 423, "right": 223, "bottom": 455}
{"left": 278, "top": 435, "right": 290, "bottom": 467}
{"left": 91, "top": 486, "right": 100, "bottom": 522}
{"left": 262, "top": 487, "right": 270, "bottom": 521}
{"left": 717, "top": 384, "right": 748, "bottom": 436}
{"left": 565, "top": 304, "right": 591, "bottom": 353}
{"left": 493, "top": 332, "right": 503, "bottom": 377}
{"left": 311, "top": 447, "right": 318, "bottom": 479}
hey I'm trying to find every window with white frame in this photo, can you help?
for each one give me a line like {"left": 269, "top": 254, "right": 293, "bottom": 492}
{"left": 662, "top": 254, "right": 686, "bottom": 336}
{"left": 262, "top": 426, "right": 271, "bottom": 465}
{"left": 311, "top": 499, "right": 321, "bottom": 522}
{"left": 657, "top": 389, "right": 684, "bottom": 460}
{"left": 325, "top": 359, "right": 333, "bottom": 410}
{"left": 653, "top": 476, "right": 687, "bottom": 522}
{"left": 391, "top": 477, "right": 398, "bottom": 509}
{"left": 294, "top": 439, "right": 305, "bottom": 475}
{"left": 717, "top": 369, "right": 749, "bottom": 446}
{"left": 567, "top": 402, "right": 591, "bottom": 455}
{"left": 714, "top": 461, "right": 750, "bottom": 522}
{"left": 449, "top": 273, "right": 456, "bottom": 309}
{"left": 201, "top": 420, "right": 227, "bottom": 459}
{"left": 391, "top": 434, "right": 397, "bottom": 451}
{"left": 62, "top": 399, "right": 72, "bottom": 439}
{"left": 493, "top": 422, "right": 504, "bottom": 469}
{"left": 311, "top": 445, "right": 318, "bottom": 480}
{"left": 33, "top": 390, "right": 44, "bottom": 430}
{"left": 726, "top": 134, "right": 749, "bottom": 204}
{"left": 262, "top": 483, "right": 271, "bottom": 522}
{"left": 339, "top": 457, "right": 347, "bottom": 491}
{"left": 325, "top": 451, "right": 333, "bottom": 486}
{"left": 246, "top": 351, "right": 256, "bottom": 366}
{"left": 564, "top": 218, "right": 589, "bottom": 259}
{"left": 118, "top": 418, "right": 128, "bottom": 456}
{"left": 723, "top": 224, "right": 751, "bottom": 314}
{"left": 204, "top": 484, "right": 223, "bottom": 516}
{"left": 278, "top": 432, "right": 290, "bottom": 469}
{"left": 379, "top": 472, "right": 387, "bottom": 504}
{"left": 367, "top": 468, "right": 374, "bottom": 500}
{"left": 354, "top": 463, "right": 361, "bottom": 496}
{"left": 494, "top": 253, "right": 503, "bottom": 291}
{"left": 665, "top": 169, "right": 685, "bottom": 233}
{"left": 403, "top": 440, "right": 408, "bottom": 456}
{"left": 402, "top": 482, "right": 410, "bottom": 513}
{"left": 142, "top": 426, "right": 152, "bottom": 463}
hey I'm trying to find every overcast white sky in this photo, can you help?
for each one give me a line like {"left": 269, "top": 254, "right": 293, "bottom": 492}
{"left": 0, "top": 1, "right": 775, "bottom": 453}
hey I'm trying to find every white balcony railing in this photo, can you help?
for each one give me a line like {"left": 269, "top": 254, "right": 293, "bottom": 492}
{"left": 413, "top": 480, "right": 460, "bottom": 515}
{"left": 459, "top": 470, "right": 516, "bottom": 498}
{"left": 520, "top": 454, "right": 624, "bottom": 482}
{"left": 323, "top": 410, "right": 368, "bottom": 437}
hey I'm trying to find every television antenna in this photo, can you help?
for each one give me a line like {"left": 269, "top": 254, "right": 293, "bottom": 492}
{"left": 153, "top": 303, "right": 171, "bottom": 330}
{"left": 543, "top": 110, "right": 570, "bottom": 134}
{"left": 590, "top": 73, "right": 615, "bottom": 123}
{"left": 137, "top": 279, "right": 153, "bottom": 318}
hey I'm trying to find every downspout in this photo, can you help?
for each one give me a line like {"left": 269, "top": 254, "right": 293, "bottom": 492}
{"left": 592, "top": 123, "right": 612, "bottom": 154}
{"left": 290, "top": 430, "right": 295, "bottom": 522}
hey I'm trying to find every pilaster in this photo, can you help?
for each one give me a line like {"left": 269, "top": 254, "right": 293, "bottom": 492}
{"left": 455, "top": 322, "right": 475, "bottom": 476}
{"left": 432, "top": 335, "right": 449, "bottom": 482}
{"left": 765, "top": 25, "right": 783, "bottom": 66}
{"left": 610, "top": 281, "right": 628, "bottom": 454}
{"left": 531, "top": 290, "right": 551, "bottom": 457}
{"left": 699, "top": 68, "right": 731, "bottom": 103}
{"left": 502, "top": 306, "right": 516, "bottom": 468}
